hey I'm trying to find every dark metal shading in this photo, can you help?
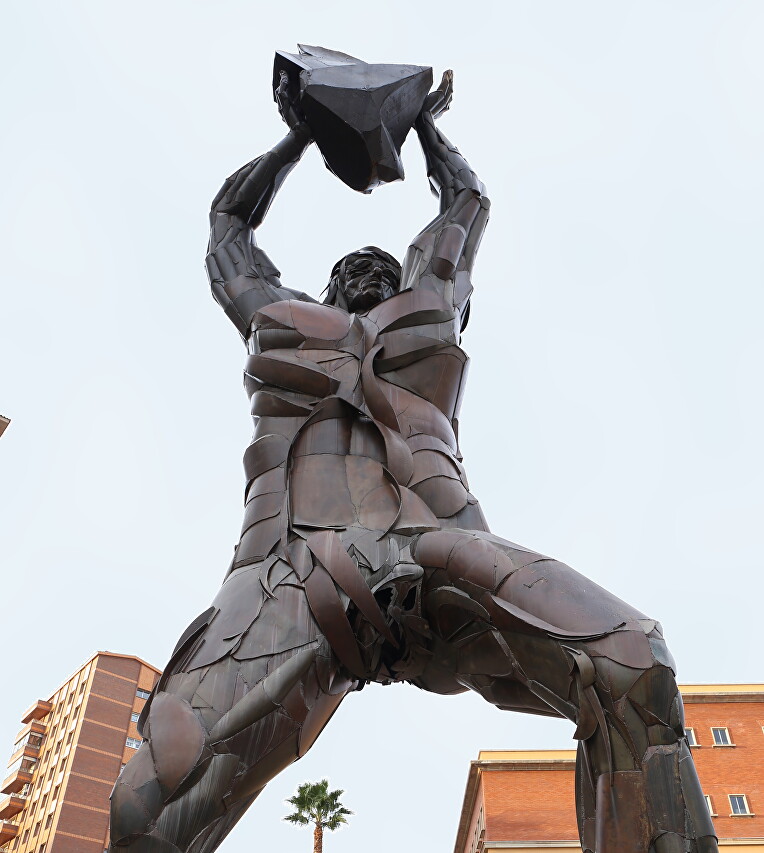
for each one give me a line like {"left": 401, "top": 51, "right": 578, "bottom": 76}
{"left": 273, "top": 45, "right": 432, "bottom": 192}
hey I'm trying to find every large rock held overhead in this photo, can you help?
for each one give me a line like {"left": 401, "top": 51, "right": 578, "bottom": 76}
{"left": 273, "top": 44, "right": 432, "bottom": 192}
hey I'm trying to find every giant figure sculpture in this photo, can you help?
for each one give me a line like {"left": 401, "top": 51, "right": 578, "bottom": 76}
{"left": 110, "top": 47, "right": 717, "bottom": 853}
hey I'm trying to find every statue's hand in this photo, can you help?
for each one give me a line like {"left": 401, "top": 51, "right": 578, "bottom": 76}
{"left": 275, "top": 71, "right": 310, "bottom": 133}
{"left": 422, "top": 69, "right": 453, "bottom": 120}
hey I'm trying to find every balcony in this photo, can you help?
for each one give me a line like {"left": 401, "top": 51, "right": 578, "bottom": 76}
{"left": 0, "top": 769, "right": 33, "bottom": 796}
{"left": 8, "top": 741, "right": 40, "bottom": 766}
{"left": 29, "top": 720, "right": 46, "bottom": 736}
{"left": 20, "top": 700, "right": 52, "bottom": 725}
{"left": 13, "top": 721, "right": 47, "bottom": 744}
{"left": 0, "top": 821, "right": 18, "bottom": 846}
{"left": 0, "top": 795, "right": 24, "bottom": 820}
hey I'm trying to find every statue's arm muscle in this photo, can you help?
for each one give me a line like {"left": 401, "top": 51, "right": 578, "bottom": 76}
{"left": 205, "top": 124, "right": 314, "bottom": 337}
{"left": 401, "top": 107, "right": 490, "bottom": 323}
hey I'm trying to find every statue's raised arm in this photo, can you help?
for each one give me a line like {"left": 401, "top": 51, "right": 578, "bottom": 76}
{"left": 401, "top": 71, "right": 490, "bottom": 327}
{"left": 206, "top": 72, "right": 316, "bottom": 338}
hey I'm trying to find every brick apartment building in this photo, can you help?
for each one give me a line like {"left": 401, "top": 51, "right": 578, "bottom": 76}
{"left": 454, "top": 684, "right": 764, "bottom": 853}
{"left": 0, "top": 651, "right": 160, "bottom": 853}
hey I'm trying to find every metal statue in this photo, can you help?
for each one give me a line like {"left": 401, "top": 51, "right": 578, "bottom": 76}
{"left": 110, "top": 46, "right": 717, "bottom": 853}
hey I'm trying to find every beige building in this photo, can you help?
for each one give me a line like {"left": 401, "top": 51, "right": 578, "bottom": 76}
{"left": 454, "top": 684, "right": 764, "bottom": 853}
{"left": 0, "top": 651, "right": 160, "bottom": 853}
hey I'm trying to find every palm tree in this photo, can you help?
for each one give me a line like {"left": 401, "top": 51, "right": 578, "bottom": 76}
{"left": 284, "top": 779, "right": 352, "bottom": 853}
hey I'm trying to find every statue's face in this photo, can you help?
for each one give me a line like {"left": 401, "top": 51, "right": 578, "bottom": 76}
{"left": 338, "top": 252, "right": 399, "bottom": 311}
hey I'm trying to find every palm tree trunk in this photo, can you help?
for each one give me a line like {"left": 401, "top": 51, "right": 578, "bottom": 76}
{"left": 313, "top": 823, "right": 323, "bottom": 853}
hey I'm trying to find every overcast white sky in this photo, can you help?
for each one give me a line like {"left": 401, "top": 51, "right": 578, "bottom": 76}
{"left": 2, "top": 2, "right": 763, "bottom": 851}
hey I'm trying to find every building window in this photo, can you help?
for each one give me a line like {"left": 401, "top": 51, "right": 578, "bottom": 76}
{"left": 730, "top": 794, "right": 752, "bottom": 815}
{"left": 705, "top": 795, "right": 716, "bottom": 816}
{"left": 45, "top": 813, "right": 53, "bottom": 829}
{"left": 136, "top": 688, "right": 151, "bottom": 700}
{"left": 712, "top": 727, "right": 733, "bottom": 746}
{"left": 685, "top": 728, "right": 697, "bottom": 746}
{"left": 131, "top": 712, "right": 140, "bottom": 723}
{"left": 126, "top": 737, "right": 142, "bottom": 749}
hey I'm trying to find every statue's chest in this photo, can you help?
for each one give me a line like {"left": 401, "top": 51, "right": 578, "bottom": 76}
{"left": 247, "top": 300, "right": 366, "bottom": 408}
{"left": 246, "top": 295, "right": 468, "bottom": 420}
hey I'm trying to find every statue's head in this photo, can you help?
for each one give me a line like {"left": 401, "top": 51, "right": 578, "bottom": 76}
{"left": 323, "top": 246, "right": 401, "bottom": 312}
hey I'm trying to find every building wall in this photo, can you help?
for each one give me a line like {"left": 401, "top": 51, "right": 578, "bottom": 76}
{"left": 483, "top": 764, "right": 577, "bottom": 843}
{"left": 0, "top": 652, "right": 160, "bottom": 853}
{"left": 460, "top": 772, "right": 485, "bottom": 853}
{"left": 454, "top": 686, "right": 764, "bottom": 853}
{"left": 682, "top": 688, "right": 764, "bottom": 841}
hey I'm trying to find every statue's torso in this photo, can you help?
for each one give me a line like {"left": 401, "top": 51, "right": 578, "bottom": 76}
{"left": 232, "top": 291, "right": 488, "bottom": 571}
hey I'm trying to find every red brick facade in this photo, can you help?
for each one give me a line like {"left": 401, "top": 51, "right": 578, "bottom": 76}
{"left": 682, "top": 686, "right": 764, "bottom": 840}
{"left": 483, "top": 760, "right": 577, "bottom": 842}
{"left": 454, "top": 685, "right": 764, "bottom": 853}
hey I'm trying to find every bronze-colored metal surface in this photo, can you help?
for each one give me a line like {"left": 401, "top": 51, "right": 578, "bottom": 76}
{"left": 110, "top": 48, "right": 717, "bottom": 853}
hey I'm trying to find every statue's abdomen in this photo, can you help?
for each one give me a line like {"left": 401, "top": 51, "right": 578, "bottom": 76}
{"left": 231, "top": 297, "right": 487, "bottom": 571}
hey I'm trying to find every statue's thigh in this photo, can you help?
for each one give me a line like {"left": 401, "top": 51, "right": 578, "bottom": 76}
{"left": 416, "top": 528, "right": 651, "bottom": 640}
{"left": 160, "top": 578, "right": 351, "bottom": 773}
{"left": 414, "top": 529, "right": 662, "bottom": 718}
{"left": 416, "top": 568, "right": 570, "bottom": 715}
{"left": 112, "top": 578, "right": 350, "bottom": 851}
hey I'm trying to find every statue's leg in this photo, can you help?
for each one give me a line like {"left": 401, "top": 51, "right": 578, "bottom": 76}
{"left": 109, "top": 560, "right": 354, "bottom": 853}
{"left": 411, "top": 530, "right": 717, "bottom": 853}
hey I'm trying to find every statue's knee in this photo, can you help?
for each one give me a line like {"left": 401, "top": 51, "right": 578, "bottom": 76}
{"left": 111, "top": 693, "right": 209, "bottom": 845}
{"left": 144, "top": 692, "right": 208, "bottom": 800}
{"left": 110, "top": 743, "right": 162, "bottom": 843}
{"left": 590, "top": 629, "right": 684, "bottom": 743}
